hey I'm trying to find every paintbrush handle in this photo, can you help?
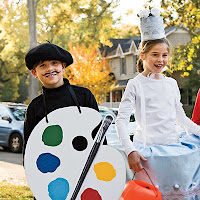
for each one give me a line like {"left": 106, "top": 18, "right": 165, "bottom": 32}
{"left": 70, "top": 115, "right": 113, "bottom": 200}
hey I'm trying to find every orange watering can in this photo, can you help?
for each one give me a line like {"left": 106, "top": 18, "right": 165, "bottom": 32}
{"left": 120, "top": 168, "right": 162, "bottom": 200}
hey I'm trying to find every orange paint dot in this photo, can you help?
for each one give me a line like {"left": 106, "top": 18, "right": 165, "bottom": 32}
{"left": 93, "top": 162, "right": 116, "bottom": 181}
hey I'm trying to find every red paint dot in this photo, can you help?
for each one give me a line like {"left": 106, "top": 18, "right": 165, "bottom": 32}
{"left": 81, "top": 188, "right": 102, "bottom": 200}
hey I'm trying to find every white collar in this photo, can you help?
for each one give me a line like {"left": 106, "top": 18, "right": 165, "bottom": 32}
{"left": 147, "top": 72, "right": 166, "bottom": 79}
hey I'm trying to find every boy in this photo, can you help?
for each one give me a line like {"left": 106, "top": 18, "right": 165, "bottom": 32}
{"left": 23, "top": 43, "right": 101, "bottom": 158}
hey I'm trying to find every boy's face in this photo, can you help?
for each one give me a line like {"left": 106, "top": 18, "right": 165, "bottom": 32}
{"left": 31, "top": 60, "right": 66, "bottom": 88}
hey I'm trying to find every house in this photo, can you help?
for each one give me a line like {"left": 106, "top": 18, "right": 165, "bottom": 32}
{"left": 100, "top": 25, "right": 195, "bottom": 115}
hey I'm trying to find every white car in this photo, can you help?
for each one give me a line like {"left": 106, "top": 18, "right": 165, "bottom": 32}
{"left": 109, "top": 107, "right": 136, "bottom": 136}
{"left": 99, "top": 106, "right": 136, "bottom": 150}
{"left": 99, "top": 106, "right": 135, "bottom": 180}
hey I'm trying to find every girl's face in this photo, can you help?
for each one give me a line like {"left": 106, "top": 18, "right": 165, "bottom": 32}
{"left": 140, "top": 43, "right": 169, "bottom": 76}
{"left": 31, "top": 60, "right": 66, "bottom": 88}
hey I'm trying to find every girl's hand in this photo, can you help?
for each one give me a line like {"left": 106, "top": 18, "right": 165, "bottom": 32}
{"left": 128, "top": 151, "right": 147, "bottom": 172}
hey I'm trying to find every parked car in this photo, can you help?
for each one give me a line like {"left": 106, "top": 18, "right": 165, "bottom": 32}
{"left": 99, "top": 106, "right": 136, "bottom": 150}
{"left": 99, "top": 106, "right": 116, "bottom": 122}
{"left": 0, "top": 102, "right": 26, "bottom": 153}
{"left": 99, "top": 106, "right": 136, "bottom": 180}
{"left": 109, "top": 107, "right": 136, "bottom": 137}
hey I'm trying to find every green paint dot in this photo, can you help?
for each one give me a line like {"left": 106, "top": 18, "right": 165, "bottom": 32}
{"left": 42, "top": 125, "right": 63, "bottom": 146}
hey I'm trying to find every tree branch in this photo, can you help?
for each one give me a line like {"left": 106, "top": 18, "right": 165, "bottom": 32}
{"left": 96, "top": 1, "right": 113, "bottom": 18}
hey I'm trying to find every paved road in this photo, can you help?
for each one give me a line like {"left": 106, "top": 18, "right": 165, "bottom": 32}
{"left": 0, "top": 147, "right": 28, "bottom": 186}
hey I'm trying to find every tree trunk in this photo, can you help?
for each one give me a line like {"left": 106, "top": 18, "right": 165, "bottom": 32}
{"left": 27, "top": 0, "right": 40, "bottom": 101}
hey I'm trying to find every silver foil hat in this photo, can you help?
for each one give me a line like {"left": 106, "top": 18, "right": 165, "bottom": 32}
{"left": 138, "top": 8, "right": 166, "bottom": 41}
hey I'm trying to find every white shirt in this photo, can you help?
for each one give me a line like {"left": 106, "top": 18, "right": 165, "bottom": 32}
{"left": 116, "top": 73, "right": 200, "bottom": 156}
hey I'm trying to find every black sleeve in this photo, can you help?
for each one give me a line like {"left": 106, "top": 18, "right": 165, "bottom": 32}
{"left": 88, "top": 91, "right": 99, "bottom": 112}
{"left": 88, "top": 90, "right": 107, "bottom": 145}
{"left": 22, "top": 104, "right": 36, "bottom": 165}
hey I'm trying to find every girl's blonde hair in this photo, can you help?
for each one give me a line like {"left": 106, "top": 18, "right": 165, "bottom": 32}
{"left": 137, "top": 38, "right": 170, "bottom": 73}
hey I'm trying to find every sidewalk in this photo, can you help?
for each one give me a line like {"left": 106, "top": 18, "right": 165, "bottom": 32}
{"left": 0, "top": 161, "right": 28, "bottom": 186}
{"left": 0, "top": 149, "right": 28, "bottom": 186}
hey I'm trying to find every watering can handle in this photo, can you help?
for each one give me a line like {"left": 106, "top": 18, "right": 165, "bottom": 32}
{"left": 133, "top": 168, "right": 158, "bottom": 198}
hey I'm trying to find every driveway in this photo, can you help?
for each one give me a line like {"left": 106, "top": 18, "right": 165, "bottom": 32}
{"left": 0, "top": 147, "right": 28, "bottom": 186}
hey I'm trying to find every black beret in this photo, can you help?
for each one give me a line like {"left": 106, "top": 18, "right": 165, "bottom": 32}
{"left": 25, "top": 43, "right": 73, "bottom": 70}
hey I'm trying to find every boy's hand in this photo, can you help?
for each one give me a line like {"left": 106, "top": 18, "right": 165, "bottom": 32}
{"left": 128, "top": 151, "right": 147, "bottom": 172}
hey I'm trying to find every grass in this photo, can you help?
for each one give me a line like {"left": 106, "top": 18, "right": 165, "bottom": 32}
{"left": 0, "top": 182, "right": 34, "bottom": 199}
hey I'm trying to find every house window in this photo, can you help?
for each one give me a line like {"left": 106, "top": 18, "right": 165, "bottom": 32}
{"left": 112, "top": 90, "right": 122, "bottom": 102}
{"left": 120, "top": 57, "right": 126, "bottom": 75}
{"left": 180, "top": 88, "right": 192, "bottom": 106}
{"left": 109, "top": 60, "right": 112, "bottom": 68}
{"left": 135, "top": 55, "right": 139, "bottom": 73}
{"left": 106, "top": 93, "right": 110, "bottom": 102}
{"left": 133, "top": 55, "right": 137, "bottom": 73}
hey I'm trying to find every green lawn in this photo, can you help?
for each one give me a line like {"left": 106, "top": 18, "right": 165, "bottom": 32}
{"left": 0, "top": 182, "right": 34, "bottom": 199}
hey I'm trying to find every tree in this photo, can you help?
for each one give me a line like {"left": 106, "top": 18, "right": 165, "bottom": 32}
{"left": 1, "top": 76, "right": 20, "bottom": 102}
{"left": 27, "top": 0, "right": 40, "bottom": 101}
{"left": 114, "top": 24, "right": 140, "bottom": 38}
{"left": 0, "top": 0, "right": 120, "bottom": 102}
{"left": 0, "top": 0, "right": 29, "bottom": 101}
{"left": 170, "top": 35, "right": 200, "bottom": 91}
{"left": 161, "top": 0, "right": 200, "bottom": 92}
{"left": 161, "top": 0, "right": 200, "bottom": 33}
{"left": 65, "top": 43, "right": 117, "bottom": 103}
{"left": 16, "top": 75, "right": 29, "bottom": 103}
{"left": 36, "top": 0, "right": 119, "bottom": 47}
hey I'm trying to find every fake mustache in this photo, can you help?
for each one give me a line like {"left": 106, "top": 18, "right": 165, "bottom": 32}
{"left": 43, "top": 71, "right": 61, "bottom": 77}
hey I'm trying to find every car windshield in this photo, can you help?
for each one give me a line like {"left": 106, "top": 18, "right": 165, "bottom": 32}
{"left": 109, "top": 108, "right": 135, "bottom": 122}
{"left": 9, "top": 106, "right": 27, "bottom": 121}
{"left": 99, "top": 109, "right": 116, "bottom": 121}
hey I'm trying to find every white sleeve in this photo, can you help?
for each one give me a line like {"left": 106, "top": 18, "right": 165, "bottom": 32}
{"left": 173, "top": 80, "right": 200, "bottom": 136}
{"left": 116, "top": 80, "right": 137, "bottom": 156}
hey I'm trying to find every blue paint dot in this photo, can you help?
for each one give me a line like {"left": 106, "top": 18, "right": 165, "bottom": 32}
{"left": 36, "top": 153, "right": 60, "bottom": 173}
{"left": 48, "top": 178, "right": 70, "bottom": 200}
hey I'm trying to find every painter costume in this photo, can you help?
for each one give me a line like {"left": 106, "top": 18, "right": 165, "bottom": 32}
{"left": 23, "top": 43, "right": 126, "bottom": 200}
{"left": 23, "top": 78, "right": 100, "bottom": 156}
{"left": 23, "top": 44, "right": 100, "bottom": 158}
{"left": 116, "top": 8, "right": 200, "bottom": 200}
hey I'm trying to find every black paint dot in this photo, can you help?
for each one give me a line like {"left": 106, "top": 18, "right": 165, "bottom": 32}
{"left": 72, "top": 136, "right": 88, "bottom": 151}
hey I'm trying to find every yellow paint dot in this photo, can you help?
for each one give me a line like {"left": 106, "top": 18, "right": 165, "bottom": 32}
{"left": 93, "top": 162, "right": 116, "bottom": 181}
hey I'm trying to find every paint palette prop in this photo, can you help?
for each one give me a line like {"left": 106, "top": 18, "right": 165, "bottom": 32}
{"left": 24, "top": 107, "right": 126, "bottom": 200}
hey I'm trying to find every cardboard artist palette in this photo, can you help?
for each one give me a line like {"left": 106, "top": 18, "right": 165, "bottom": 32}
{"left": 24, "top": 106, "right": 126, "bottom": 200}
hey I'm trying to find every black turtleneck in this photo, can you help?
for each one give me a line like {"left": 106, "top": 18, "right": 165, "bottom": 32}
{"left": 23, "top": 78, "right": 100, "bottom": 157}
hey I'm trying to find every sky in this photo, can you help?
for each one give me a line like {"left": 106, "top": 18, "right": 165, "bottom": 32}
{"left": 114, "top": 0, "right": 162, "bottom": 26}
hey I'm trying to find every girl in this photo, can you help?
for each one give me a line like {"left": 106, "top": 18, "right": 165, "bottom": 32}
{"left": 116, "top": 35, "right": 200, "bottom": 199}
{"left": 192, "top": 89, "right": 200, "bottom": 125}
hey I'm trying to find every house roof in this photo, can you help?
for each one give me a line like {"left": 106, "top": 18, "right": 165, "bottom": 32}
{"left": 121, "top": 43, "right": 131, "bottom": 53}
{"left": 165, "top": 26, "right": 178, "bottom": 35}
{"left": 101, "top": 37, "right": 141, "bottom": 57}
{"left": 100, "top": 39, "right": 130, "bottom": 56}
{"left": 165, "top": 25, "right": 191, "bottom": 36}
{"left": 117, "top": 79, "right": 129, "bottom": 87}
{"left": 196, "top": 28, "right": 200, "bottom": 32}
{"left": 101, "top": 25, "right": 193, "bottom": 58}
